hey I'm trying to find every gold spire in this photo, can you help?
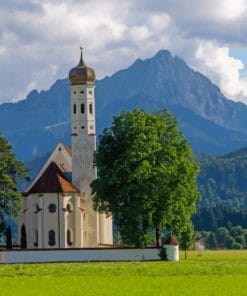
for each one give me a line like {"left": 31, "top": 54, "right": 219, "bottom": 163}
{"left": 79, "top": 45, "right": 85, "bottom": 66}
{"left": 68, "top": 46, "right": 95, "bottom": 85}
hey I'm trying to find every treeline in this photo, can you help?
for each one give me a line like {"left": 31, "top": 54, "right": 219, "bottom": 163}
{"left": 197, "top": 225, "right": 247, "bottom": 250}
{"left": 193, "top": 204, "right": 247, "bottom": 231}
{"left": 195, "top": 148, "right": 247, "bottom": 230}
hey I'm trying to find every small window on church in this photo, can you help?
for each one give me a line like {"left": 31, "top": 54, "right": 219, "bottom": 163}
{"left": 48, "top": 203, "right": 57, "bottom": 213}
{"left": 73, "top": 104, "right": 76, "bottom": 114}
{"left": 66, "top": 203, "right": 73, "bottom": 212}
{"left": 89, "top": 90, "right": 93, "bottom": 95}
{"left": 48, "top": 230, "right": 56, "bottom": 246}
{"left": 81, "top": 104, "right": 85, "bottom": 114}
{"left": 89, "top": 103, "right": 93, "bottom": 115}
{"left": 80, "top": 90, "right": 84, "bottom": 94}
{"left": 34, "top": 204, "right": 42, "bottom": 213}
{"left": 67, "top": 229, "right": 73, "bottom": 246}
{"left": 73, "top": 91, "right": 76, "bottom": 94}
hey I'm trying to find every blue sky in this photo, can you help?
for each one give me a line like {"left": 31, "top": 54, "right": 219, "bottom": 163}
{"left": 230, "top": 48, "right": 247, "bottom": 76}
{"left": 0, "top": 0, "right": 247, "bottom": 104}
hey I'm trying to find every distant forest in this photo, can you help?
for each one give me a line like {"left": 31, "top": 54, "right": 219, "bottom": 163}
{"left": 193, "top": 147, "right": 247, "bottom": 231}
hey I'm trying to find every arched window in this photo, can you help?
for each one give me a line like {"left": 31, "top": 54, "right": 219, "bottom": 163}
{"left": 48, "top": 203, "right": 57, "bottom": 213}
{"left": 66, "top": 203, "right": 73, "bottom": 212}
{"left": 81, "top": 103, "right": 85, "bottom": 114}
{"left": 34, "top": 230, "right": 38, "bottom": 247}
{"left": 48, "top": 230, "right": 56, "bottom": 246}
{"left": 34, "top": 203, "right": 42, "bottom": 213}
{"left": 73, "top": 104, "right": 76, "bottom": 114}
{"left": 89, "top": 103, "right": 93, "bottom": 115}
{"left": 67, "top": 229, "right": 73, "bottom": 246}
{"left": 20, "top": 224, "right": 27, "bottom": 249}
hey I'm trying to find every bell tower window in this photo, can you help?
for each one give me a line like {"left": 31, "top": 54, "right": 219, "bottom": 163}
{"left": 89, "top": 103, "right": 93, "bottom": 115}
{"left": 73, "top": 104, "right": 77, "bottom": 114}
{"left": 81, "top": 104, "right": 85, "bottom": 114}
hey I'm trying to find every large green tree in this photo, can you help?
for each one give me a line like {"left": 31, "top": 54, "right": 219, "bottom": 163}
{"left": 91, "top": 109, "right": 200, "bottom": 247}
{"left": 0, "top": 133, "right": 27, "bottom": 218}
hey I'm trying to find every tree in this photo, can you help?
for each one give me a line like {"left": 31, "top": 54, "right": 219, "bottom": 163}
{"left": 91, "top": 109, "right": 200, "bottom": 247}
{"left": 179, "top": 222, "right": 195, "bottom": 259}
{"left": 0, "top": 210, "right": 6, "bottom": 236}
{"left": 232, "top": 242, "right": 242, "bottom": 249}
{"left": 225, "top": 235, "right": 235, "bottom": 249}
{"left": 0, "top": 133, "right": 27, "bottom": 217}
{"left": 206, "top": 232, "right": 218, "bottom": 249}
{"left": 230, "top": 225, "right": 243, "bottom": 238}
{"left": 216, "top": 227, "right": 229, "bottom": 248}
{"left": 6, "top": 226, "right": 12, "bottom": 249}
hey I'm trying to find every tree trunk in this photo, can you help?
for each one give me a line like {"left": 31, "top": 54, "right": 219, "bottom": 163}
{"left": 185, "top": 248, "right": 187, "bottom": 260}
{"left": 155, "top": 227, "right": 161, "bottom": 247}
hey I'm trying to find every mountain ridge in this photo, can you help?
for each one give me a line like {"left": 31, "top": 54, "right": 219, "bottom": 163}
{"left": 0, "top": 49, "right": 247, "bottom": 160}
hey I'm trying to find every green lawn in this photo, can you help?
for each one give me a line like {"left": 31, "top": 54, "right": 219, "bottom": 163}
{"left": 1, "top": 250, "right": 247, "bottom": 295}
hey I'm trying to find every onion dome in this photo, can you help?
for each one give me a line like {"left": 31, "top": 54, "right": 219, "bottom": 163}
{"left": 69, "top": 47, "right": 95, "bottom": 85}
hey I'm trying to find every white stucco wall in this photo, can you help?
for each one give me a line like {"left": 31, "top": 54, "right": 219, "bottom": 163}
{"left": 163, "top": 245, "right": 179, "bottom": 261}
{"left": 0, "top": 248, "right": 161, "bottom": 264}
{"left": 20, "top": 193, "right": 83, "bottom": 249}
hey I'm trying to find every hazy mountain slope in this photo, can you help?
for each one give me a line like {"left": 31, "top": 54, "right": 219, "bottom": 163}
{"left": 1, "top": 50, "right": 247, "bottom": 160}
{"left": 96, "top": 50, "right": 247, "bottom": 133}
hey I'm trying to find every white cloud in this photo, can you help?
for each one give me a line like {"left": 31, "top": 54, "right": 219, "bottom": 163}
{"left": 194, "top": 41, "right": 247, "bottom": 103}
{"left": 0, "top": 0, "right": 247, "bottom": 105}
{"left": 216, "top": 0, "right": 247, "bottom": 20}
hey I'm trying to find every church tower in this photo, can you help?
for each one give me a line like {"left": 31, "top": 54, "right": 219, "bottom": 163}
{"left": 19, "top": 48, "right": 112, "bottom": 249}
{"left": 69, "top": 47, "right": 98, "bottom": 247}
{"left": 69, "top": 47, "right": 112, "bottom": 247}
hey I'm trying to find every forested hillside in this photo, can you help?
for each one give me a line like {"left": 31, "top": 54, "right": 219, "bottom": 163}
{"left": 194, "top": 148, "right": 247, "bottom": 231}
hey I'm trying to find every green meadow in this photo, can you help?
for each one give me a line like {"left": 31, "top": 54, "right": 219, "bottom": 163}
{"left": 0, "top": 250, "right": 247, "bottom": 295}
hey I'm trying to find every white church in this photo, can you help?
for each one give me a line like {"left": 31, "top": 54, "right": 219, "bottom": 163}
{"left": 19, "top": 49, "right": 113, "bottom": 249}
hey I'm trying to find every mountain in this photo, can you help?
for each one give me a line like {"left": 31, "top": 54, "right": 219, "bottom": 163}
{"left": 1, "top": 49, "right": 247, "bottom": 161}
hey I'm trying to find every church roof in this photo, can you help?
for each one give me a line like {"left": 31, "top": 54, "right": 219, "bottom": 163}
{"left": 24, "top": 142, "right": 72, "bottom": 194}
{"left": 23, "top": 161, "right": 79, "bottom": 195}
{"left": 69, "top": 48, "right": 95, "bottom": 85}
{"left": 62, "top": 143, "right": 72, "bottom": 156}
{"left": 162, "top": 235, "right": 178, "bottom": 245}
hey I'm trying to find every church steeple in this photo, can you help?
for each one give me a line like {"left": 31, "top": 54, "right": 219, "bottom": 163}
{"left": 69, "top": 47, "right": 98, "bottom": 247}
{"left": 69, "top": 47, "right": 95, "bottom": 85}
{"left": 79, "top": 46, "right": 85, "bottom": 66}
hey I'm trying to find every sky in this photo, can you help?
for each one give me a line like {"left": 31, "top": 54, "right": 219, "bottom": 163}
{"left": 1, "top": 0, "right": 247, "bottom": 104}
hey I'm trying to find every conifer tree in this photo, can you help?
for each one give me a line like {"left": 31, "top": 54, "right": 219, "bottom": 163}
{"left": 207, "top": 232, "right": 218, "bottom": 249}
{"left": 0, "top": 133, "right": 27, "bottom": 216}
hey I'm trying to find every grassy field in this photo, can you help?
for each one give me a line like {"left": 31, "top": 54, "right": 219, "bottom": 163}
{"left": 0, "top": 250, "right": 247, "bottom": 295}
